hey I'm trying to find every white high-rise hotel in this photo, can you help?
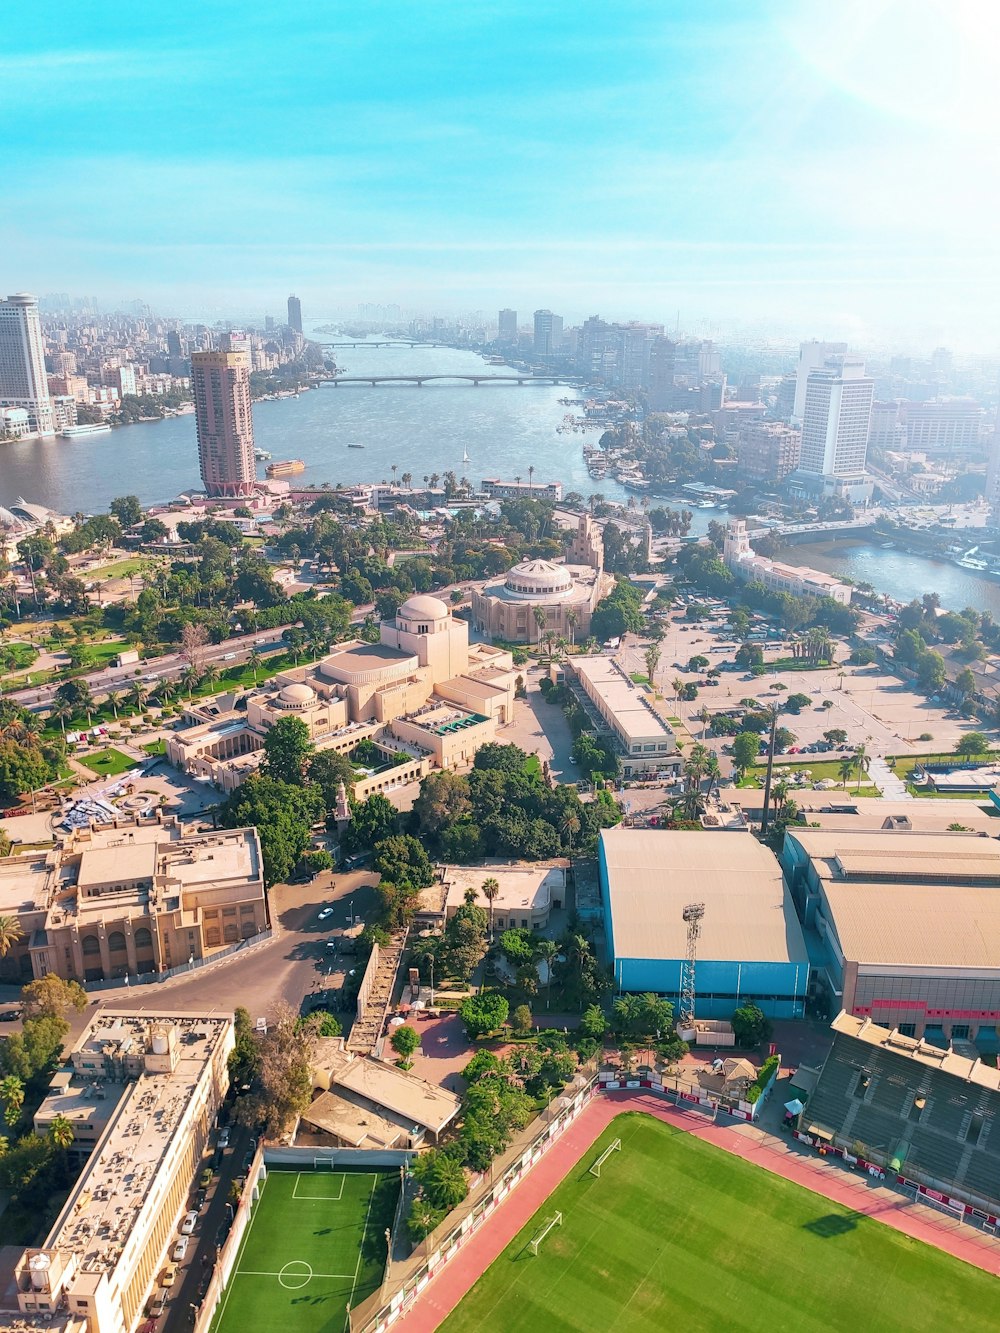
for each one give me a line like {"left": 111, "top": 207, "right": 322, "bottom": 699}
{"left": 798, "top": 355, "right": 874, "bottom": 480}
{"left": 0, "top": 293, "right": 55, "bottom": 437}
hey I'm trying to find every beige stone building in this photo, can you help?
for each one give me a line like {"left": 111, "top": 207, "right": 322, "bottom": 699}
{"left": 0, "top": 817, "right": 266, "bottom": 985}
{"left": 472, "top": 514, "right": 613, "bottom": 644}
{"left": 15, "top": 1010, "right": 233, "bottom": 1333}
{"left": 167, "top": 594, "right": 519, "bottom": 794}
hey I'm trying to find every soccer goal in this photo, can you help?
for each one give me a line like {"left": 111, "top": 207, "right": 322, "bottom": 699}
{"left": 312, "top": 1156, "right": 336, "bottom": 1170}
{"left": 529, "top": 1211, "right": 562, "bottom": 1256}
{"left": 589, "top": 1138, "right": 622, "bottom": 1177}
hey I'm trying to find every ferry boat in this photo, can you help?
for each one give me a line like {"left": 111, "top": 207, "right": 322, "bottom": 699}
{"left": 60, "top": 423, "right": 112, "bottom": 438}
{"left": 266, "top": 459, "right": 306, "bottom": 478}
{"left": 254, "top": 448, "right": 272, "bottom": 461}
{"left": 347, "top": 443, "right": 365, "bottom": 449}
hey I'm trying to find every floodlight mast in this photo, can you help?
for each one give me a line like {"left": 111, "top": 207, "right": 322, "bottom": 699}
{"left": 679, "top": 902, "right": 705, "bottom": 1026}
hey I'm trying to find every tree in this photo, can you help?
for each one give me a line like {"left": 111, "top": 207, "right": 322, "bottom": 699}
{"left": 731, "top": 1004, "right": 772, "bottom": 1048}
{"left": 342, "top": 793, "right": 398, "bottom": 854}
{"left": 580, "top": 1004, "right": 608, "bottom": 1041}
{"left": 784, "top": 692, "right": 812, "bottom": 714}
{"left": 511, "top": 1003, "right": 533, "bottom": 1033}
{"left": 644, "top": 643, "right": 661, "bottom": 685}
{"left": 221, "top": 774, "right": 323, "bottom": 887}
{"left": 412, "top": 769, "right": 471, "bottom": 841}
{"left": 412, "top": 1148, "right": 468, "bottom": 1211}
{"left": 21, "top": 974, "right": 86, "bottom": 1021}
{"left": 735, "top": 642, "right": 764, "bottom": 669}
{"left": 232, "top": 1002, "right": 316, "bottom": 1137}
{"left": 229, "top": 1007, "right": 263, "bottom": 1088}
{"left": 180, "top": 621, "right": 210, "bottom": 676}
{"left": 459, "top": 992, "right": 509, "bottom": 1039}
{"left": 47, "top": 1114, "right": 75, "bottom": 1151}
{"left": 110, "top": 495, "right": 143, "bottom": 528}
{"left": 732, "top": 731, "right": 759, "bottom": 776}
{"left": 262, "top": 715, "right": 314, "bottom": 785}
{"left": 955, "top": 732, "right": 990, "bottom": 756}
{"left": 823, "top": 728, "right": 848, "bottom": 746}
{"left": 0, "top": 916, "right": 23, "bottom": 958}
{"left": 307, "top": 749, "right": 356, "bottom": 808}
{"left": 408, "top": 1197, "right": 445, "bottom": 1243}
{"left": 390, "top": 1024, "right": 420, "bottom": 1062}
{"left": 0, "top": 1075, "right": 24, "bottom": 1128}
{"left": 536, "top": 938, "right": 558, "bottom": 1005}
{"left": 480, "top": 876, "right": 500, "bottom": 940}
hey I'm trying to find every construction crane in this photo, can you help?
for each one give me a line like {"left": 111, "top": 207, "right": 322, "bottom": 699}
{"left": 679, "top": 902, "right": 705, "bottom": 1027}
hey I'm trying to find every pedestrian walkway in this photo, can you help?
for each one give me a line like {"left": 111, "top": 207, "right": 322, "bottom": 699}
{"left": 868, "top": 754, "right": 912, "bottom": 799}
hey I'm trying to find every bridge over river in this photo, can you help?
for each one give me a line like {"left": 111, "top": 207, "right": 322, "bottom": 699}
{"left": 320, "top": 374, "right": 582, "bottom": 387}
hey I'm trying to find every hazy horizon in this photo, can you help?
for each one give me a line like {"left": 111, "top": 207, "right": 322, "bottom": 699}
{"left": 4, "top": 0, "right": 999, "bottom": 350}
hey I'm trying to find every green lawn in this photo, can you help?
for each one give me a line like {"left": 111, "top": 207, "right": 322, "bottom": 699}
{"left": 740, "top": 758, "right": 880, "bottom": 797}
{"left": 441, "top": 1115, "right": 998, "bottom": 1333}
{"left": 87, "top": 557, "right": 158, "bottom": 579}
{"left": 77, "top": 746, "right": 139, "bottom": 777}
{"left": 211, "top": 1169, "right": 398, "bottom": 1333}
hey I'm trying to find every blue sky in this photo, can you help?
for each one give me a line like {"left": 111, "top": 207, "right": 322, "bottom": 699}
{"left": 3, "top": 0, "right": 999, "bottom": 345}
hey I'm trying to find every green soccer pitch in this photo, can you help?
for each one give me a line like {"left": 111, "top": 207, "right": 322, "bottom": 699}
{"left": 439, "top": 1114, "right": 999, "bottom": 1333}
{"left": 210, "top": 1168, "right": 399, "bottom": 1333}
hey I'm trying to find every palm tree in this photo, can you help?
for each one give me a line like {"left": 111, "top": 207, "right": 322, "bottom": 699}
{"left": 566, "top": 609, "right": 578, "bottom": 647}
{"left": 180, "top": 665, "right": 200, "bottom": 698}
{"left": 104, "top": 688, "right": 121, "bottom": 720}
{"left": 391, "top": 463, "right": 398, "bottom": 487}
{"left": 771, "top": 778, "right": 789, "bottom": 819}
{"left": 536, "top": 938, "right": 558, "bottom": 1006}
{"left": 532, "top": 606, "right": 546, "bottom": 645}
{"left": 644, "top": 643, "right": 661, "bottom": 685}
{"left": 200, "top": 663, "right": 220, "bottom": 691}
{"left": 0, "top": 916, "right": 23, "bottom": 957}
{"left": 128, "top": 680, "right": 148, "bottom": 714}
{"left": 0, "top": 1075, "right": 23, "bottom": 1128}
{"left": 154, "top": 678, "right": 178, "bottom": 706}
{"left": 704, "top": 752, "right": 721, "bottom": 800}
{"left": 559, "top": 811, "right": 581, "bottom": 848}
{"left": 854, "top": 743, "right": 869, "bottom": 792}
{"left": 49, "top": 697, "right": 72, "bottom": 736}
{"left": 528, "top": 465, "right": 535, "bottom": 495}
{"left": 838, "top": 757, "right": 856, "bottom": 788}
{"left": 247, "top": 649, "right": 263, "bottom": 685}
{"left": 480, "top": 877, "right": 500, "bottom": 940}
{"left": 48, "top": 1114, "right": 74, "bottom": 1151}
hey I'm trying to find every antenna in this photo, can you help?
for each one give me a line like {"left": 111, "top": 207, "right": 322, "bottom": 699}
{"left": 680, "top": 902, "right": 705, "bottom": 1026}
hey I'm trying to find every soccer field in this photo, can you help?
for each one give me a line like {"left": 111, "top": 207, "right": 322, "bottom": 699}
{"left": 439, "top": 1113, "right": 999, "bottom": 1333}
{"left": 210, "top": 1169, "right": 399, "bottom": 1333}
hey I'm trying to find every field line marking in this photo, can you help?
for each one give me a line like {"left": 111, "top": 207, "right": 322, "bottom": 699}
{"left": 235, "top": 1269, "right": 356, "bottom": 1280}
{"left": 216, "top": 1171, "right": 270, "bottom": 1329}
{"left": 344, "top": 1174, "right": 379, "bottom": 1330}
{"left": 292, "top": 1173, "right": 346, "bottom": 1201}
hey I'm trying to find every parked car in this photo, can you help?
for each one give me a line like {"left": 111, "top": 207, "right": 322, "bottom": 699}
{"left": 161, "top": 1264, "right": 178, "bottom": 1287}
{"left": 218, "top": 1127, "right": 231, "bottom": 1149}
{"left": 181, "top": 1210, "right": 198, "bottom": 1235}
{"left": 172, "top": 1237, "right": 189, "bottom": 1263}
{"left": 200, "top": 1166, "right": 214, "bottom": 1189}
{"left": 318, "top": 907, "right": 334, "bottom": 921}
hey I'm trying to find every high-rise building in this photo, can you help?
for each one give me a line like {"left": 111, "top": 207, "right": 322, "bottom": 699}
{"left": 737, "top": 421, "right": 802, "bottom": 484}
{"left": 647, "top": 336, "right": 676, "bottom": 410}
{"left": 191, "top": 349, "right": 257, "bottom": 498}
{"left": 533, "top": 309, "right": 563, "bottom": 357}
{"left": 497, "top": 309, "right": 517, "bottom": 343}
{"left": 798, "top": 356, "right": 874, "bottom": 480}
{"left": 166, "top": 328, "right": 183, "bottom": 357}
{"left": 793, "top": 339, "right": 849, "bottom": 422}
{"left": 0, "top": 292, "right": 55, "bottom": 436}
{"left": 287, "top": 293, "right": 302, "bottom": 333}
{"left": 899, "top": 398, "right": 983, "bottom": 450}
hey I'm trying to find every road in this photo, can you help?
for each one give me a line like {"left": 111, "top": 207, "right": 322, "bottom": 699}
{"left": 8, "top": 628, "right": 289, "bottom": 711}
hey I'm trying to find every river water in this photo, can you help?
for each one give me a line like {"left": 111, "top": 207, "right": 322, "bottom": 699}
{"left": 0, "top": 337, "right": 643, "bottom": 516}
{"left": 780, "top": 538, "right": 1000, "bottom": 616}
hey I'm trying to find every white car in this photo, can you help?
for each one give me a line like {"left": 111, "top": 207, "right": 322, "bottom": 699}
{"left": 318, "top": 907, "right": 334, "bottom": 921}
{"left": 180, "top": 1210, "right": 198, "bottom": 1235}
{"left": 172, "top": 1236, "right": 189, "bottom": 1263}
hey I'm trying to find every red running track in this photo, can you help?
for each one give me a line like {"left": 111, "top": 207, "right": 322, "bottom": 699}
{"left": 399, "top": 1089, "right": 1000, "bottom": 1332}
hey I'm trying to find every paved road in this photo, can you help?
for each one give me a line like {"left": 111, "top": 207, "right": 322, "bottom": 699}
{"left": 8, "top": 628, "right": 289, "bottom": 711}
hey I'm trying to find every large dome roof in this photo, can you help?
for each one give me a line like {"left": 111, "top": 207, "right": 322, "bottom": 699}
{"left": 504, "top": 559, "right": 574, "bottom": 599}
{"left": 398, "top": 594, "right": 449, "bottom": 621}
{"left": 277, "top": 681, "right": 316, "bottom": 707}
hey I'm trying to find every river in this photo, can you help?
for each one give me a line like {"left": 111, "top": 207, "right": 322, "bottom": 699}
{"left": 779, "top": 538, "right": 1000, "bottom": 616}
{"left": 0, "top": 336, "right": 653, "bottom": 516}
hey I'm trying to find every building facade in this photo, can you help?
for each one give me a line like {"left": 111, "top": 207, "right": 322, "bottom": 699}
{"left": 0, "top": 818, "right": 267, "bottom": 984}
{"left": 532, "top": 309, "right": 563, "bottom": 357}
{"left": 723, "top": 519, "right": 852, "bottom": 604}
{"left": 0, "top": 292, "right": 55, "bottom": 436}
{"left": 737, "top": 421, "right": 802, "bottom": 484}
{"left": 565, "top": 657, "right": 678, "bottom": 777}
{"left": 16, "top": 1010, "right": 234, "bottom": 1333}
{"left": 792, "top": 338, "right": 848, "bottom": 422}
{"left": 191, "top": 348, "right": 256, "bottom": 497}
{"left": 497, "top": 308, "right": 517, "bottom": 343}
{"left": 798, "top": 355, "right": 874, "bottom": 483}
{"left": 287, "top": 293, "right": 302, "bottom": 333}
{"left": 899, "top": 398, "right": 983, "bottom": 451}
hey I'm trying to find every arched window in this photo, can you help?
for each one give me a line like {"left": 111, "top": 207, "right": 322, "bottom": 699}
{"left": 134, "top": 928, "right": 153, "bottom": 950}
{"left": 108, "top": 932, "right": 127, "bottom": 953}
{"left": 81, "top": 936, "right": 101, "bottom": 956}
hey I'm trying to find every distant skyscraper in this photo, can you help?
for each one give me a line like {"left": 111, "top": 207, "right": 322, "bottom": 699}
{"left": 191, "top": 349, "right": 257, "bottom": 497}
{"left": 497, "top": 309, "right": 517, "bottom": 343}
{"left": 798, "top": 356, "right": 874, "bottom": 479}
{"left": 0, "top": 292, "right": 55, "bottom": 436}
{"left": 646, "top": 336, "right": 676, "bottom": 411}
{"left": 287, "top": 294, "right": 302, "bottom": 333}
{"left": 793, "top": 339, "right": 848, "bottom": 422}
{"left": 533, "top": 309, "right": 562, "bottom": 357}
{"left": 265, "top": 315, "right": 275, "bottom": 332}
{"left": 166, "top": 329, "right": 183, "bottom": 357}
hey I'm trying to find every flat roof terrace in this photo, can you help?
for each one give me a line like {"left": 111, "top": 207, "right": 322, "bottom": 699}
{"left": 571, "top": 657, "right": 674, "bottom": 747}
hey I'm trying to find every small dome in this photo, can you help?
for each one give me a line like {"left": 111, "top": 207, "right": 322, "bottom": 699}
{"left": 277, "top": 681, "right": 315, "bottom": 707}
{"left": 504, "top": 559, "right": 573, "bottom": 598}
{"left": 398, "top": 594, "right": 449, "bottom": 621}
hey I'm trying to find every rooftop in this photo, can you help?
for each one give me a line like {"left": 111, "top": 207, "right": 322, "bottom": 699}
{"left": 830, "top": 1012, "right": 1000, "bottom": 1090}
{"left": 601, "top": 828, "right": 808, "bottom": 965}
{"left": 438, "top": 862, "right": 565, "bottom": 915}
{"left": 571, "top": 657, "right": 674, "bottom": 746}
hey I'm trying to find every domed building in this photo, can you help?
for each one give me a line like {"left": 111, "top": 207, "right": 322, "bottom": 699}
{"left": 472, "top": 517, "right": 614, "bottom": 644}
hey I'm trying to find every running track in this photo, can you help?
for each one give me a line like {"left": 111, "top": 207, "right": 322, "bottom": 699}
{"left": 399, "top": 1090, "right": 1000, "bottom": 1332}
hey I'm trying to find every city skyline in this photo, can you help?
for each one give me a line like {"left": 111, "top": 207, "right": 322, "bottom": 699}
{"left": 3, "top": 2, "right": 1000, "bottom": 348}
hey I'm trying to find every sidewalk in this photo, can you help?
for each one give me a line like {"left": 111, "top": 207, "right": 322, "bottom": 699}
{"left": 868, "top": 754, "right": 912, "bottom": 799}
